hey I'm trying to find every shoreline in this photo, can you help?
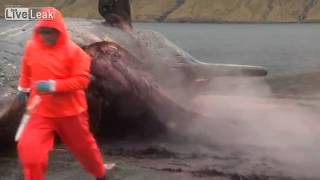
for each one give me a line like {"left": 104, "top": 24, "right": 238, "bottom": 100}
{"left": 1, "top": 16, "right": 319, "bottom": 24}
{"left": 134, "top": 20, "right": 320, "bottom": 24}
{"left": 0, "top": 15, "right": 320, "bottom": 24}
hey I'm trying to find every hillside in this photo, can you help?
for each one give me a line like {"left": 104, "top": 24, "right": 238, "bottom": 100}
{"left": 0, "top": 0, "right": 320, "bottom": 23}
{"left": 166, "top": 0, "right": 320, "bottom": 23}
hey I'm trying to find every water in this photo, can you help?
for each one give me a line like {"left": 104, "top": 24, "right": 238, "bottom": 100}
{"left": 135, "top": 23, "right": 320, "bottom": 77}
{"left": 1, "top": 19, "right": 319, "bottom": 76}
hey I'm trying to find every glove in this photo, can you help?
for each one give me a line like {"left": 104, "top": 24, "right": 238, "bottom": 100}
{"left": 17, "top": 91, "right": 29, "bottom": 104}
{"left": 35, "top": 80, "right": 56, "bottom": 93}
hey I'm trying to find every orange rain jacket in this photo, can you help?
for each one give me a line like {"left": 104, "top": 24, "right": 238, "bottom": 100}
{"left": 18, "top": 8, "right": 91, "bottom": 117}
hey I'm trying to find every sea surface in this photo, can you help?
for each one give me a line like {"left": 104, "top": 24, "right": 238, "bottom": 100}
{"left": 136, "top": 23, "right": 320, "bottom": 77}
{"left": 1, "top": 19, "right": 319, "bottom": 76}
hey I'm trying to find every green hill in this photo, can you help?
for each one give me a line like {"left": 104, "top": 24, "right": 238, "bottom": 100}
{"left": 1, "top": 0, "right": 320, "bottom": 23}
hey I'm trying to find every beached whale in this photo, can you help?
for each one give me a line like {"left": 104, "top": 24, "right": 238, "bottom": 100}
{"left": 0, "top": 2, "right": 267, "bottom": 144}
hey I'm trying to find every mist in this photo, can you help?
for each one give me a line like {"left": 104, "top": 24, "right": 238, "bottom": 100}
{"left": 172, "top": 76, "right": 320, "bottom": 178}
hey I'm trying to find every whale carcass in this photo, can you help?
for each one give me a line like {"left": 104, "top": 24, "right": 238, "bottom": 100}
{"left": 0, "top": 3, "right": 267, "bottom": 145}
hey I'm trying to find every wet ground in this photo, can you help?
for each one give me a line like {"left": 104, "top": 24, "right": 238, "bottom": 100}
{"left": 0, "top": 140, "right": 298, "bottom": 180}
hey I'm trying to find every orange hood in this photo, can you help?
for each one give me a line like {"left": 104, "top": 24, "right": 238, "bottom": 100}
{"left": 32, "top": 7, "right": 68, "bottom": 47}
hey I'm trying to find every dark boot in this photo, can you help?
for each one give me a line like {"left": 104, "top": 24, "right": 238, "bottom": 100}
{"left": 96, "top": 176, "right": 106, "bottom": 180}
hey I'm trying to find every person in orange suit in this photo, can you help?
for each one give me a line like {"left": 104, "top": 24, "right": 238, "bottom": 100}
{"left": 16, "top": 7, "right": 108, "bottom": 180}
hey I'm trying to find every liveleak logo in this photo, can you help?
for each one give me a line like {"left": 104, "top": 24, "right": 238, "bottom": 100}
{"left": 5, "top": 7, "right": 55, "bottom": 21}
